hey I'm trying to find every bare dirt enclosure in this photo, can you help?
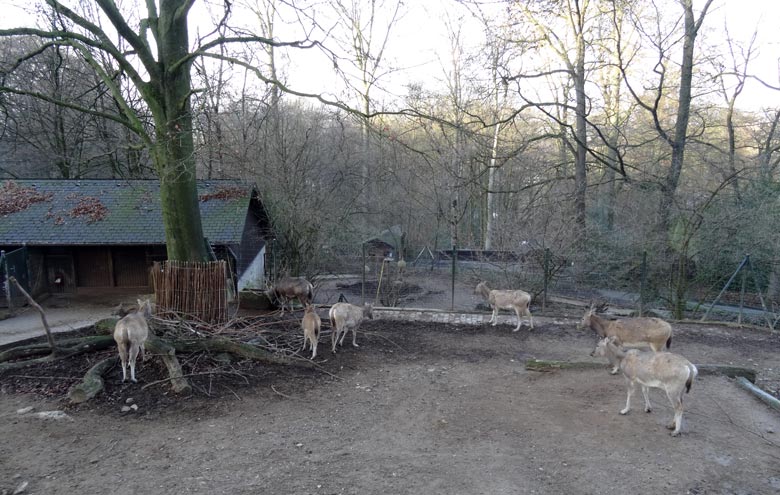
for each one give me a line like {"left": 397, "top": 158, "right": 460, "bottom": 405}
{"left": 2, "top": 317, "right": 780, "bottom": 495}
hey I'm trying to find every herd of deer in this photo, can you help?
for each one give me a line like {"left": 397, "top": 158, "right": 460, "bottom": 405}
{"left": 112, "top": 277, "right": 697, "bottom": 436}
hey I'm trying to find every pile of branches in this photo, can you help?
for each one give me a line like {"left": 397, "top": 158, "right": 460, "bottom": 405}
{"left": 0, "top": 301, "right": 335, "bottom": 404}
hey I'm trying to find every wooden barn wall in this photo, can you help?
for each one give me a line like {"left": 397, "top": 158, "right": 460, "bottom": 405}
{"left": 76, "top": 247, "right": 112, "bottom": 287}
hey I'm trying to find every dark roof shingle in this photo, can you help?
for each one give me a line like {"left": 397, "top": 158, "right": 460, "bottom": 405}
{"left": 0, "top": 179, "right": 256, "bottom": 246}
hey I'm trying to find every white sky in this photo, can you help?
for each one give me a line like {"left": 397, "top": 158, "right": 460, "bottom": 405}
{"left": 1, "top": 0, "right": 778, "bottom": 111}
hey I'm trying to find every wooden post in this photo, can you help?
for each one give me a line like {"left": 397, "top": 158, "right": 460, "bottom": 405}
{"left": 1, "top": 251, "right": 12, "bottom": 314}
{"left": 9, "top": 276, "right": 57, "bottom": 352}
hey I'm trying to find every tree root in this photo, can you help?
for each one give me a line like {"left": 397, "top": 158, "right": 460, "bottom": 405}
{"left": 68, "top": 357, "right": 118, "bottom": 403}
{"left": 145, "top": 338, "right": 192, "bottom": 394}
{"left": 0, "top": 336, "right": 115, "bottom": 373}
{"left": 164, "top": 336, "right": 316, "bottom": 369}
{"left": 1, "top": 330, "right": 317, "bottom": 403}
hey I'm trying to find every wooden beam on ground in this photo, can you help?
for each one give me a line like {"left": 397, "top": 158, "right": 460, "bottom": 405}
{"left": 736, "top": 376, "right": 780, "bottom": 412}
{"left": 525, "top": 359, "right": 757, "bottom": 382}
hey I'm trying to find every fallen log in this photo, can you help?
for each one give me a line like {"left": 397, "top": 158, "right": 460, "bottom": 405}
{"left": 0, "top": 336, "right": 115, "bottom": 374}
{"left": 525, "top": 359, "right": 757, "bottom": 382}
{"left": 525, "top": 359, "right": 605, "bottom": 372}
{"left": 0, "top": 335, "right": 115, "bottom": 363}
{"left": 145, "top": 338, "right": 192, "bottom": 394}
{"left": 166, "top": 336, "right": 316, "bottom": 369}
{"left": 68, "top": 356, "right": 118, "bottom": 404}
{"left": 736, "top": 377, "right": 780, "bottom": 412}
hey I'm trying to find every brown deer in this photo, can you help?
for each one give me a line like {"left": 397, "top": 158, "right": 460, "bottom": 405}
{"left": 592, "top": 336, "right": 697, "bottom": 437}
{"left": 113, "top": 299, "right": 152, "bottom": 383}
{"left": 474, "top": 281, "right": 533, "bottom": 331}
{"left": 301, "top": 304, "right": 321, "bottom": 359}
{"left": 269, "top": 276, "right": 314, "bottom": 315}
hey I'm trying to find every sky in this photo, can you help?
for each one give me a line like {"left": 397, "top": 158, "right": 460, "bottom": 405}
{"left": 0, "top": 0, "right": 778, "bottom": 112}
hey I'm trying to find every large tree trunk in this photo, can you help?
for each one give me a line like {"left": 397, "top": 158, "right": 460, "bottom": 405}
{"left": 152, "top": 0, "right": 208, "bottom": 262}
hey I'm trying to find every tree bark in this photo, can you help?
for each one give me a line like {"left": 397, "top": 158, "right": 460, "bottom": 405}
{"left": 657, "top": 0, "right": 714, "bottom": 243}
{"left": 167, "top": 336, "right": 316, "bottom": 369}
{"left": 151, "top": 0, "right": 208, "bottom": 262}
{"left": 145, "top": 337, "right": 192, "bottom": 394}
{"left": 68, "top": 356, "right": 117, "bottom": 403}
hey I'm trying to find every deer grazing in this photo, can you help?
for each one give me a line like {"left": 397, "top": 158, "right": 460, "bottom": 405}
{"left": 474, "top": 281, "right": 533, "bottom": 331}
{"left": 301, "top": 304, "right": 321, "bottom": 359}
{"left": 579, "top": 305, "right": 672, "bottom": 374}
{"left": 329, "top": 302, "right": 373, "bottom": 352}
{"left": 269, "top": 276, "right": 314, "bottom": 315}
{"left": 592, "top": 336, "right": 697, "bottom": 437}
{"left": 113, "top": 299, "right": 152, "bottom": 383}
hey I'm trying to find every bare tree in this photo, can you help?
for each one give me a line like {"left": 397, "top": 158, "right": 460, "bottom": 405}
{"left": 617, "top": 0, "right": 715, "bottom": 247}
{"left": 0, "top": 0, "right": 363, "bottom": 261}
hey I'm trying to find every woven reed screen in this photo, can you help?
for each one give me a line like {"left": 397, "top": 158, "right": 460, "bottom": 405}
{"left": 151, "top": 260, "right": 228, "bottom": 323}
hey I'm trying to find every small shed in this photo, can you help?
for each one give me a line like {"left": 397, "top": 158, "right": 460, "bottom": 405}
{"left": 363, "top": 225, "right": 405, "bottom": 260}
{"left": 0, "top": 179, "right": 272, "bottom": 298}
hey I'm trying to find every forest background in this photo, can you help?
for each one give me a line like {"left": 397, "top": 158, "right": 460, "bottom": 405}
{"left": 1, "top": 0, "right": 779, "bottom": 318}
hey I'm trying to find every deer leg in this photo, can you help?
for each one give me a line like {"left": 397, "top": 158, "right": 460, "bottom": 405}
{"left": 513, "top": 307, "right": 522, "bottom": 332}
{"left": 311, "top": 340, "right": 317, "bottom": 360}
{"left": 351, "top": 327, "right": 359, "bottom": 347}
{"left": 129, "top": 344, "right": 140, "bottom": 383}
{"left": 490, "top": 307, "right": 498, "bottom": 326}
{"left": 666, "top": 388, "right": 685, "bottom": 436}
{"left": 620, "top": 380, "right": 635, "bottom": 415}
{"left": 117, "top": 344, "right": 128, "bottom": 382}
{"left": 331, "top": 328, "right": 339, "bottom": 353}
{"left": 525, "top": 308, "right": 534, "bottom": 330}
{"left": 641, "top": 386, "right": 652, "bottom": 413}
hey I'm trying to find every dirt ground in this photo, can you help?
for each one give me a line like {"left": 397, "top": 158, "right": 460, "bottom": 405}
{"left": 2, "top": 315, "right": 780, "bottom": 495}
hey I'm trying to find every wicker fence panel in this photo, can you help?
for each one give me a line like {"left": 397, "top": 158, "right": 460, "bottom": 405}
{"left": 152, "top": 260, "right": 228, "bottom": 323}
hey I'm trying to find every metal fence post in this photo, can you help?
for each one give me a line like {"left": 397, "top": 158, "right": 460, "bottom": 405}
{"left": 451, "top": 244, "right": 457, "bottom": 311}
{"left": 361, "top": 242, "right": 366, "bottom": 304}
{"left": 543, "top": 248, "right": 550, "bottom": 313}
{"left": 639, "top": 251, "right": 647, "bottom": 316}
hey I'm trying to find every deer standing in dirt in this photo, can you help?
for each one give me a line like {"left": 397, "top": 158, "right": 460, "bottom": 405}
{"left": 474, "top": 281, "right": 533, "bottom": 331}
{"left": 579, "top": 305, "right": 672, "bottom": 374}
{"left": 301, "top": 304, "right": 321, "bottom": 359}
{"left": 269, "top": 277, "right": 314, "bottom": 315}
{"left": 592, "top": 336, "right": 697, "bottom": 437}
{"left": 113, "top": 299, "right": 152, "bottom": 383}
{"left": 329, "top": 302, "right": 373, "bottom": 352}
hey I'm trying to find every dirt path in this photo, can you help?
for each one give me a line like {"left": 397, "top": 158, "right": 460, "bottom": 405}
{"left": 2, "top": 318, "right": 779, "bottom": 495}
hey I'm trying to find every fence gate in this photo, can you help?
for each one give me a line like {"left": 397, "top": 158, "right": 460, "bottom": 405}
{"left": 151, "top": 260, "right": 228, "bottom": 323}
{"left": 1, "top": 247, "right": 29, "bottom": 308}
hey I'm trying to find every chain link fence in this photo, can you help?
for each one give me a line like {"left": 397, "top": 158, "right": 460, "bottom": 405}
{"left": 312, "top": 248, "right": 780, "bottom": 331}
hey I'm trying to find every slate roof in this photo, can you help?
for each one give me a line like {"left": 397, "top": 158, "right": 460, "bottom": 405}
{"left": 0, "top": 179, "right": 257, "bottom": 246}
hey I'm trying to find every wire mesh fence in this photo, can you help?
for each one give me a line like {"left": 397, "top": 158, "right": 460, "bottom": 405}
{"left": 312, "top": 249, "right": 780, "bottom": 332}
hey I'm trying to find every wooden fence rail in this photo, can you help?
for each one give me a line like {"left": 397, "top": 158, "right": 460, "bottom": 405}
{"left": 151, "top": 260, "right": 228, "bottom": 323}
